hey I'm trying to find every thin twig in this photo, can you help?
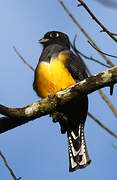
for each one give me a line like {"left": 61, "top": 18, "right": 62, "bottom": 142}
{"left": 0, "top": 151, "right": 21, "bottom": 180}
{"left": 71, "top": 36, "right": 111, "bottom": 68}
{"left": 98, "top": 89, "right": 117, "bottom": 117}
{"left": 13, "top": 46, "right": 35, "bottom": 71}
{"left": 110, "top": 33, "right": 117, "bottom": 36}
{"left": 88, "top": 112, "right": 117, "bottom": 138}
{"left": 80, "top": 53, "right": 111, "bottom": 68}
{"left": 58, "top": 0, "right": 114, "bottom": 68}
{"left": 77, "top": 0, "right": 117, "bottom": 43}
{"left": 100, "top": 30, "right": 117, "bottom": 36}
{"left": 88, "top": 41, "right": 117, "bottom": 59}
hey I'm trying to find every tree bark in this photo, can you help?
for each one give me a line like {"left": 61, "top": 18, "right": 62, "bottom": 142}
{"left": 0, "top": 66, "right": 117, "bottom": 133}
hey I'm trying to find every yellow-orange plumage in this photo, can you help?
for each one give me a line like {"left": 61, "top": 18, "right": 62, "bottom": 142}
{"left": 35, "top": 53, "right": 76, "bottom": 98}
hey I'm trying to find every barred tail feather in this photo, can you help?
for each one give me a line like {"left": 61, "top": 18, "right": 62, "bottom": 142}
{"left": 67, "top": 123, "right": 91, "bottom": 172}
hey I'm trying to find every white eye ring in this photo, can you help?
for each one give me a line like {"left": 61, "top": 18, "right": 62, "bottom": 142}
{"left": 50, "top": 32, "right": 59, "bottom": 38}
{"left": 56, "top": 33, "right": 59, "bottom": 37}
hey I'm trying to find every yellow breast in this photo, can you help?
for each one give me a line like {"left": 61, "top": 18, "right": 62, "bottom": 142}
{"left": 35, "top": 55, "right": 76, "bottom": 98}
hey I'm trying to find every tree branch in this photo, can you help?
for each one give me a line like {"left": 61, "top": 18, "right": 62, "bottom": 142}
{"left": 86, "top": 66, "right": 117, "bottom": 117}
{"left": 77, "top": 0, "right": 117, "bottom": 43}
{"left": 98, "top": 89, "right": 117, "bottom": 117}
{"left": 58, "top": 0, "right": 114, "bottom": 67}
{"left": 71, "top": 36, "right": 111, "bottom": 68}
{"left": 88, "top": 112, "right": 117, "bottom": 138}
{"left": 13, "top": 46, "right": 34, "bottom": 71}
{"left": 88, "top": 41, "right": 117, "bottom": 59}
{"left": 0, "top": 66, "right": 117, "bottom": 133}
{"left": 0, "top": 151, "right": 21, "bottom": 180}
{"left": 100, "top": 30, "right": 117, "bottom": 37}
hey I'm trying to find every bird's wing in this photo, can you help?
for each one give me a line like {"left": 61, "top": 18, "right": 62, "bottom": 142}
{"left": 64, "top": 50, "right": 88, "bottom": 82}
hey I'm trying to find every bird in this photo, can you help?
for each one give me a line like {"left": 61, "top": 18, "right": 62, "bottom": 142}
{"left": 33, "top": 31, "right": 91, "bottom": 172}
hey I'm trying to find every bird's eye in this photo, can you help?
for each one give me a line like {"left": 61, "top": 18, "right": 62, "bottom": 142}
{"left": 56, "top": 33, "right": 59, "bottom": 37}
{"left": 50, "top": 32, "right": 59, "bottom": 38}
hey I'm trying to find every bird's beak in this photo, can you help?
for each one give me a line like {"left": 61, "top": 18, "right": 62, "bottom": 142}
{"left": 38, "top": 38, "right": 49, "bottom": 44}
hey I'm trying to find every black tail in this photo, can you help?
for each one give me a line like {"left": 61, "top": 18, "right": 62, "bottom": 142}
{"left": 67, "top": 123, "right": 91, "bottom": 172}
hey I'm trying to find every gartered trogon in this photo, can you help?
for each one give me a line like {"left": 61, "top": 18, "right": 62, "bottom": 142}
{"left": 33, "top": 31, "right": 91, "bottom": 172}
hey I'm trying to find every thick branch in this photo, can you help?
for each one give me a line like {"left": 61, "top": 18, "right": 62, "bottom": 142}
{"left": 0, "top": 66, "right": 117, "bottom": 133}
{"left": 86, "top": 66, "right": 117, "bottom": 117}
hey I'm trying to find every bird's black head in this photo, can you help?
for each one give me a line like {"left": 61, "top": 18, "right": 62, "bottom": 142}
{"left": 39, "top": 31, "right": 70, "bottom": 49}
